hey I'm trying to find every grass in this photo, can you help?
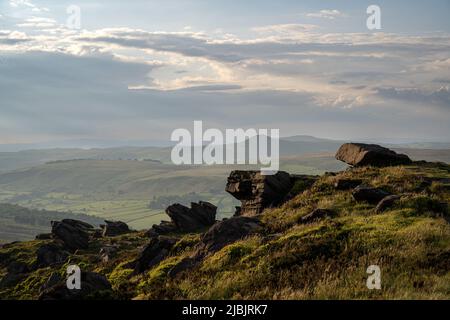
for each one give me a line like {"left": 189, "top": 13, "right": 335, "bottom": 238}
{"left": 0, "top": 162, "right": 449, "bottom": 300}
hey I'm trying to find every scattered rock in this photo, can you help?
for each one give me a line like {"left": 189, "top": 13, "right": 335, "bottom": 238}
{"left": 300, "top": 209, "right": 334, "bottom": 224}
{"left": 375, "top": 195, "right": 401, "bottom": 213}
{"left": 39, "top": 271, "right": 112, "bottom": 300}
{"left": 226, "top": 170, "right": 299, "bottom": 216}
{"left": 146, "top": 201, "right": 217, "bottom": 237}
{"left": 334, "top": 179, "right": 363, "bottom": 190}
{"left": 146, "top": 220, "right": 178, "bottom": 237}
{"left": 36, "top": 242, "right": 69, "bottom": 268}
{"left": 166, "top": 201, "right": 217, "bottom": 232}
{"left": 51, "top": 219, "right": 93, "bottom": 251}
{"left": 195, "top": 216, "right": 262, "bottom": 257}
{"left": 132, "top": 236, "right": 177, "bottom": 274}
{"left": 101, "top": 220, "right": 131, "bottom": 237}
{"left": 352, "top": 185, "right": 392, "bottom": 205}
{"left": 336, "top": 143, "right": 412, "bottom": 167}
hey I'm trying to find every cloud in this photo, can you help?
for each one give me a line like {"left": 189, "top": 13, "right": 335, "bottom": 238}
{"left": 375, "top": 86, "right": 450, "bottom": 107}
{"left": 16, "top": 17, "right": 57, "bottom": 28}
{"left": 0, "top": 17, "right": 449, "bottom": 142}
{"left": 252, "top": 24, "right": 318, "bottom": 37}
{"left": 9, "top": 0, "right": 49, "bottom": 12}
{"left": 307, "top": 10, "right": 345, "bottom": 20}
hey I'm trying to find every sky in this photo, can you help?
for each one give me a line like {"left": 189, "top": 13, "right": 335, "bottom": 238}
{"left": 0, "top": 0, "right": 449, "bottom": 146}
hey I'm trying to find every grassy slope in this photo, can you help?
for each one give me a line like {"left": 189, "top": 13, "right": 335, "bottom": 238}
{"left": 1, "top": 162, "right": 449, "bottom": 299}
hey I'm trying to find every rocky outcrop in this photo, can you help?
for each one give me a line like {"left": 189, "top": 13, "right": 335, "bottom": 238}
{"left": 226, "top": 171, "right": 312, "bottom": 216}
{"left": 146, "top": 201, "right": 217, "bottom": 237}
{"left": 39, "top": 271, "right": 112, "bottom": 300}
{"left": 51, "top": 219, "right": 93, "bottom": 251}
{"left": 132, "top": 236, "right": 177, "bottom": 274}
{"left": 166, "top": 201, "right": 217, "bottom": 232}
{"left": 336, "top": 143, "right": 412, "bottom": 167}
{"left": 352, "top": 185, "right": 392, "bottom": 205}
{"left": 101, "top": 220, "right": 131, "bottom": 237}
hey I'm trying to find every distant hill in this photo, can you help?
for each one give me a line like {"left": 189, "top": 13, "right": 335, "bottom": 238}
{"left": 0, "top": 147, "right": 172, "bottom": 172}
{"left": 1, "top": 136, "right": 449, "bottom": 172}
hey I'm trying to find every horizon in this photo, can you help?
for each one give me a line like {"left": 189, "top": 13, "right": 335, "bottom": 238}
{"left": 1, "top": 134, "right": 450, "bottom": 153}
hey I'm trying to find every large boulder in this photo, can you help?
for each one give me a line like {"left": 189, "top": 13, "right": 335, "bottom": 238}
{"left": 146, "top": 220, "right": 178, "bottom": 237}
{"left": 147, "top": 201, "right": 217, "bottom": 237}
{"left": 101, "top": 220, "right": 131, "bottom": 237}
{"left": 336, "top": 143, "right": 412, "bottom": 167}
{"left": 352, "top": 185, "right": 392, "bottom": 205}
{"left": 51, "top": 219, "right": 93, "bottom": 251}
{"left": 195, "top": 216, "right": 262, "bottom": 257}
{"left": 226, "top": 170, "right": 302, "bottom": 216}
{"left": 166, "top": 201, "right": 217, "bottom": 232}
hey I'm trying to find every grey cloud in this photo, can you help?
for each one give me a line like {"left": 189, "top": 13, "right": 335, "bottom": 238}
{"left": 78, "top": 31, "right": 450, "bottom": 64}
{"left": 375, "top": 86, "right": 450, "bottom": 107}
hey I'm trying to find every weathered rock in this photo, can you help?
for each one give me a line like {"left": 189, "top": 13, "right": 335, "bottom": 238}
{"left": 62, "top": 219, "right": 94, "bottom": 231}
{"left": 226, "top": 170, "right": 299, "bottom": 216}
{"left": 336, "top": 143, "right": 412, "bottom": 167}
{"left": 132, "top": 236, "right": 177, "bottom": 274}
{"left": 51, "top": 219, "right": 93, "bottom": 251}
{"left": 39, "top": 271, "right": 112, "bottom": 300}
{"left": 147, "top": 202, "right": 217, "bottom": 237}
{"left": 352, "top": 185, "right": 392, "bottom": 205}
{"left": 375, "top": 195, "right": 401, "bottom": 213}
{"left": 145, "top": 220, "right": 178, "bottom": 237}
{"left": 166, "top": 201, "right": 217, "bottom": 232}
{"left": 334, "top": 179, "right": 363, "bottom": 190}
{"left": 36, "top": 242, "right": 69, "bottom": 267}
{"left": 101, "top": 220, "right": 131, "bottom": 237}
{"left": 195, "top": 216, "right": 262, "bottom": 257}
{"left": 300, "top": 209, "right": 334, "bottom": 224}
